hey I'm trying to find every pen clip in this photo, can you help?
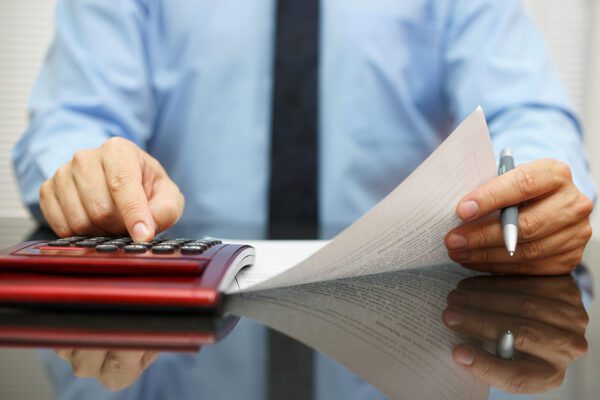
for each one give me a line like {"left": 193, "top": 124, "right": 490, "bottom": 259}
{"left": 498, "top": 164, "right": 507, "bottom": 176}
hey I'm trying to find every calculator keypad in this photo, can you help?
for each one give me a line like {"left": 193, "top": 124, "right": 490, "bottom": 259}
{"left": 42, "top": 236, "right": 222, "bottom": 256}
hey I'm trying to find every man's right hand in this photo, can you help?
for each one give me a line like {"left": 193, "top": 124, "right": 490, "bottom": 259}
{"left": 39, "top": 137, "right": 185, "bottom": 242}
{"left": 442, "top": 274, "right": 589, "bottom": 394}
{"left": 56, "top": 348, "right": 160, "bottom": 391}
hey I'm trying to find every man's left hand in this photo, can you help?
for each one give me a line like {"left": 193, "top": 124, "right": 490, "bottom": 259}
{"left": 445, "top": 159, "right": 594, "bottom": 275}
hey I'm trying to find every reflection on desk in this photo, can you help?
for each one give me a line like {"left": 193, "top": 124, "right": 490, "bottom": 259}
{"left": 0, "top": 310, "right": 239, "bottom": 351}
{"left": 0, "top": 222, "right": 593, "bottom": 399}
{"left": 1, "top": 263, "right": 588, "bottom": 400}
{"left": 228, "top": 265, "right": 488, "bottom": 400}
{"left": 442, "top": 273, "right": 589, "bottom": 395}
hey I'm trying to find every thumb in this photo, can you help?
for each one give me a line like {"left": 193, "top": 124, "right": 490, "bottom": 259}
{"left": 101, "top": 138, "right": 156, "bottom": 242}
{"left": 148, "top": 176, "right": 185, "bottom": 233}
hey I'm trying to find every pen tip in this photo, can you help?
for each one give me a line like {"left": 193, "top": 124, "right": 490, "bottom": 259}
{"left": 509, "top": 251, "right": 514, "bottom": 257}
{"left": 501, "top": 148, "right": 513, "bottom": 158}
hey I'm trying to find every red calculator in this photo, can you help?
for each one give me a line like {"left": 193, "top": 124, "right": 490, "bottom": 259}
{"left": 0, "top": 236, "right": 255, "bottom": 312}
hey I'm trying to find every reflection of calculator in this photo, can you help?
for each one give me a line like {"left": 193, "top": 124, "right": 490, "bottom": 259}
{"left": 0, "top": 236, "right": 255, "bottom": 311}
{"left": 0, "top": 309, "right": 239, "bottom": 351}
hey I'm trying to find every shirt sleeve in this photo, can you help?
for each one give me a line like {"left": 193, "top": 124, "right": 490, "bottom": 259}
{"left": 11, "top": 0, "right": 155, "bottom": 220}
{"left": 442, "top": 0, "right": 597, "bottom": 202}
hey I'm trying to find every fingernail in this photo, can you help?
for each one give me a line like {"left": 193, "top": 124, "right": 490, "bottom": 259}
{"left": 449, "top": 251, "right": 470, "bottom": 262}
{"left": 133, "top": 222, "right": 150, "bottom": 241}
{"left": 443, "top": 309, "right": 464, "bottom": 327}
{"left": 458, "top": 200, "right": 479, "bottom": 220}
{"left": 447, "top": 291, "right": 467, "bottom": 306}
{"left": 446, "top": 233, "right": 468, "bottom": 250}
{"left": 454, "top": 346, "right": 474, "bottom": 365}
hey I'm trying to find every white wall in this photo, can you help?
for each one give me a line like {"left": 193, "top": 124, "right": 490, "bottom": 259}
{"left": 523, "top": 0, "right": 590, "bottom": 111}
{"left": 0, "top": 0, "right": 55, "bottom": 218}
{"left": 585, "top": 0, "right": 600, "bottom": 237}
{"left": 523, "top": 0, "right": 600, "bottom": 238}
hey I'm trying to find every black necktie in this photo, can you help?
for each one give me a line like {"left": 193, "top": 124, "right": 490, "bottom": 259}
{"left": 268, "top": 0, "right": 319, "bottom": 240}
{"left": 267, "top": 0, "right": 318, "bottom": 399}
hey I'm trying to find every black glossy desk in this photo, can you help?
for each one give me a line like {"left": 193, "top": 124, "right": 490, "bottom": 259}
{"left": 0, "top": 217, "right": 598, "bottom": 400}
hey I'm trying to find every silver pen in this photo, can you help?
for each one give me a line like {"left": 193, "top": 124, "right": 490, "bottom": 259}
{"left": 496, "top": 330, "right": 515, "bottom": 360}
{"left": 498, "top": 149, "right": 518, "bottom": 256}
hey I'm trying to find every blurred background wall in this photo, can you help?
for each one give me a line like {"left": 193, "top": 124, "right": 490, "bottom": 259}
{"left": 0, "top": 0, "right": 54, "bottom": 219}
{"left": 0, "top": 1, "right": 599, "bottom": 398}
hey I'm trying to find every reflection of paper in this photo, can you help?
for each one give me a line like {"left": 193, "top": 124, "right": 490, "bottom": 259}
{"left": 226, "top": 265, "right": 489, "bottom": 400}
{"left": 233, "top": 107, "right": 496, "bottom": 293}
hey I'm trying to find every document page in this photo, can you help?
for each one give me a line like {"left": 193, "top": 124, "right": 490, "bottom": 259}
{"left": 227, "top": 241, "right": 328, "bottom": 293}
{"left": 226, "top": 265, "right": 489, "bottom": 400}
{"left": 238, "top": 107, "right": 497, "bottom": 292}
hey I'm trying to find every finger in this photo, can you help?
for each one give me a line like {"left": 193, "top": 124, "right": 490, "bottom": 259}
{"left": 69, "top": 349, "right": 108, "bottom": 378}
{"left": 455, "top": 247, "right": 584, "bottom": 275}
{"left": 71, "top": 150, "right": 127, "bottom": 234}
{"left": 443, "top": 307, "right": 588, "bottom": 366}
{"left": 39, "top": 180, "right": 73, "bottom": 237}
{"left": 448, "top": 220, "right": 590, "bottom": 265}
{"left": 140, "top": 351, "right": 159, "bottom": 368}
{"left": 455, "top": 250, "right": 583, "bottom": 275}
{"left": 148, "top": 178, "right": 185, "bottom": 233}
{"left": 100, "top": 350, "right": 147, "bottom": 391}
{"left": 52, "top": 165, "right": 105, "bottom": 236}
{"left": 456, "top": 160, "right": 571, "bottom": 221}
{"left": 100, "top": 138, "right": 155, "bottom": 242}
{"left": 446, "top": 188, "right": 577, "bottom": 251}
{"left": 55, "top": 348, "right": 75, "bottom": 361}
{"left": 457, "top": 275, "right": 584, "bottom": 307}
{"left": 451, "top": 344, "right": 564, "bottom": 394}
{"left": 447, "top": 288, "right": 589, "bottom": 334}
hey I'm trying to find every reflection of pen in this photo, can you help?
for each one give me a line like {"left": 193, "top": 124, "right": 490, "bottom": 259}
{"left": 499, "top": 149, "right": 518, "bottom": 256}
{"left": 496, "top": 330, "right": 515, "bottom": 360}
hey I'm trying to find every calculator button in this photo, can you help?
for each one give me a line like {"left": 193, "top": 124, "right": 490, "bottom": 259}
{"left": 188, "top": 242, "right": 209, "bottom": 250}
{"left": 132, "top": 242, "right": 153, "bottom": 249}
{"left": 175, "top": 238, "right": 194, "bottom": 243}
{"left": 47, "top": 240, "right": 71, "bottom": 247}
{"left": 90, "top": 237, "right": 111, "bottom": 243}
{"left": 161, "top": 241, "right": 181, "bottom": 248}
{"left": 124, "top": 244, "right": 148, "bottom": 253}
{"left": 104, "top": 240, "right": 125, "bottom": 248}
{"left": 95, "top": 244, "right": 119, "bottom": 253}
{"left": 190, "top": 240, "right": 210, "bottom": 246}
{"left": 62, "top": 236, "right": 87, "bottom": 243}
{"left": 151, "top": 245, "right": 175, "bottom": 254}
{"left": 75, "top": 241, "right": 98, "bottom": 248}
{"left": 180, "top": 246, "right": 205, "bottom": 255}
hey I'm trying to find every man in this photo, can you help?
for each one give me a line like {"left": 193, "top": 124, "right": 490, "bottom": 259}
{"left": 12, "top": 0, "right": 596, "bottom": 398}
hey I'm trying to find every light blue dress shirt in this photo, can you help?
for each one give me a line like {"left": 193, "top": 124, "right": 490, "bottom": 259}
{"left": 13, "top": 0, "right": 597, "bottom": 399}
